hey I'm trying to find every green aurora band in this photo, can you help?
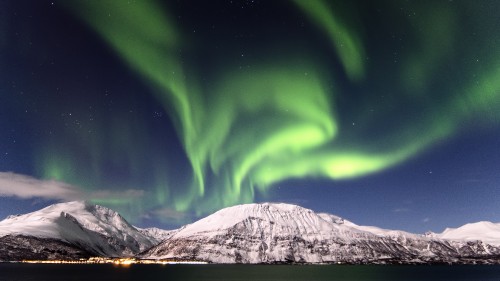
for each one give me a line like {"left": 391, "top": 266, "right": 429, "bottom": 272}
{"left": 292, "top": 0, "right": 366, "bottom": 81}
{"left": 43, "top": 0, "right": 500, "bottom": 220}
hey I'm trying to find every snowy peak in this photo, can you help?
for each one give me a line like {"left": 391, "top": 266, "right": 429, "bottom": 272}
{"left": 141, "top": 203, "right": 389, "bottom": 263}
{"left": 171, "top": 203, "right": 361, "bottom": 239}
{"left": 2, "top": 201, "right": 500, "bottom": 263}
{"left": 136, "top": 227, "right": 177, "bottom": 243}
{"left": 438, "top": 221, "right": 500, "bottom": 246}
{"left": 0, "top": 201, "right": 157, "bottom": 257}
{"left": 317, "top": 213, "right": 346, "bottom": 224}
{"left": 141, "top": 202, "right": 500, "bottom": 264}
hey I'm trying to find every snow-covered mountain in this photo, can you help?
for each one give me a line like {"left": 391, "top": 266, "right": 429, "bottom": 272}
{"left": 136, "top": 227, "right": 177, "bottom": 243}
{"left": 1, "top": 201, "right": 499, "bottom": 263}
{"left": 139, "top": 203, "right": 500, "bottom": 264}
{"left": 0, "top": 201, "right": 157, "bottom": 257}
{"left": 437, "top": 221, "right": 500, "bottom": 246}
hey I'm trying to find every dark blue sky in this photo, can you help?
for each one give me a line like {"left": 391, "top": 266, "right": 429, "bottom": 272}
{"left": 1, "top": 0, "right": 499, "bottom": 233}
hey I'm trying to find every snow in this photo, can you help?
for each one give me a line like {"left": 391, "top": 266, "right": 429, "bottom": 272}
{"left": 142, "top": 203, "right": 391, "bottom": 262}
{"left": 0, "top": 201, "right": 87, "bottom": 239}
{"left": 171, "top": 203, "right": 366, "bottom": 239}
{"left": 0, "top": 201, "right": 157, "bottom": 256}
{"left": 136, "top": 227, "right": 177, "bottom": 243}
{"left": 2, "top": 200, "right": 500, "bottom": 262}
{"left": 438, "top": 221, "right": 500, "bottom": 246}
{"left": 170, "top": 203, "right": 428, "bottom": 243}
{"left": 142, "top": 202, "right": 500, "bottom": 263}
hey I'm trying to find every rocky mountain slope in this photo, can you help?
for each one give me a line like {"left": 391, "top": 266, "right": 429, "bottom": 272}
{"left": 0, "top": 201, "right": 157, "bottom": 258}
{"left": 0, "top": 235, "right": 93, "bottom": 261}
{"left": 1, "top": 201, "right": 499, "bottom": 263}
{"left": 136, "top": 227, "right": 177, "bottom": 243}
{"left": 139, "top": 203, "right": 500, "bottom": 264}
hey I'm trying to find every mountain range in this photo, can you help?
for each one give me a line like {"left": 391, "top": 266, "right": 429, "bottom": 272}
{"left": 1, "top": 201, "right": 499, "bottom": 264}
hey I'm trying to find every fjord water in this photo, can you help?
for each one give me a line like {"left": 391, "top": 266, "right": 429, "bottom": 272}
{"left": 1, "top": 264, "right": 499, "bottom": 281}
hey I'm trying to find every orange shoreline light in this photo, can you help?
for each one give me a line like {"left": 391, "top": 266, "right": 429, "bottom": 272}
{"left": 20, "top": 258, "right": 207, "bottom": 265}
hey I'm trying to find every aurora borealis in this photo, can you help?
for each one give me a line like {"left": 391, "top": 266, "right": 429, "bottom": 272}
{"left": 1, "top": 0, "right": 500, "bottom": 232}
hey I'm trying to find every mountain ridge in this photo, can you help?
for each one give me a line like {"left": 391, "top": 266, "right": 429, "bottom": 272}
{"left": 139, "top": 203, "right": 500, "bottom": 264}
{"left": 1, "top": 201, "right": 499, "bottom": 263}
{"left": 0, "top": 201, "right": 157, "bottom": 257}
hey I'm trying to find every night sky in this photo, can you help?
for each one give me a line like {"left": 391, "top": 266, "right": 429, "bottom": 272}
{"left": 1, "top": 0, "right": 500, "bottom": 233}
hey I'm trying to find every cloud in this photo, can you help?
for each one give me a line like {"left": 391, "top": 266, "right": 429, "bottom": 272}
{"left": 422, "top": 217, "right": 431, "bottom": 223}
{"left": 393, "top": 208, "right": 410, "bottom": 213}
{"left": 89, "top": 189, "right": 145, "bottom": 201}
{"left": 0, "top": 172, "right": 83, "bottom": 200}
{"left": 0, "top": 172, "right": 145, "bottom": 203}
{"left": 151, "top": 208, "right": 188, "bottom": 221}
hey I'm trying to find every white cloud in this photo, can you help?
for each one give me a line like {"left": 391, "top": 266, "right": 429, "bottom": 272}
{"left": 151, "top": 208, "right": 187, "bottom": 221}
{"left": 422, "top": 217, "right": 430, "bottom": 223}
{"left": 89, "top": 189, "right": 145, "bottom": 201}
{"left": 0, "top": 172, "right": 83, "bottom": 200}
{"left": 0, "top": 172, "right": 145, "bottom": 203}
{"left": 393, "top": 208, "right": 410, "bottom": 213}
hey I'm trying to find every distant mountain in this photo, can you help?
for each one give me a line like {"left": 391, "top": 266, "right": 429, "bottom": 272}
{"left": 1, "top": 201, "right": 500, "bottom": 263}
{"left": 139, "top": 203, "right": 500, "bottom": 264}
{"left": 0, "top": 201, "right": 157, "bottom": 259}
{"left": 136, "top": 227, "right": 177, "bottom": 243}
{"left": 437, "top": 221, "right": 500, "bottom": 246}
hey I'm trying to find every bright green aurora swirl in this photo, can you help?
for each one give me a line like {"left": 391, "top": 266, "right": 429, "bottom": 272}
{"left": 39, "top": 0, "right": 500, "bottom": 221}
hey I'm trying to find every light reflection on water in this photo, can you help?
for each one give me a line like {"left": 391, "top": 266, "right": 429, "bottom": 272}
{"left": 1, "top": 264, "right": 499, "bottom": 281}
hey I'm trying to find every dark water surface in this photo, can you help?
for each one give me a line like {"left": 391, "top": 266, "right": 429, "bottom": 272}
{"left": 1, "top": 264, "right": 500, "bottom": 281}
